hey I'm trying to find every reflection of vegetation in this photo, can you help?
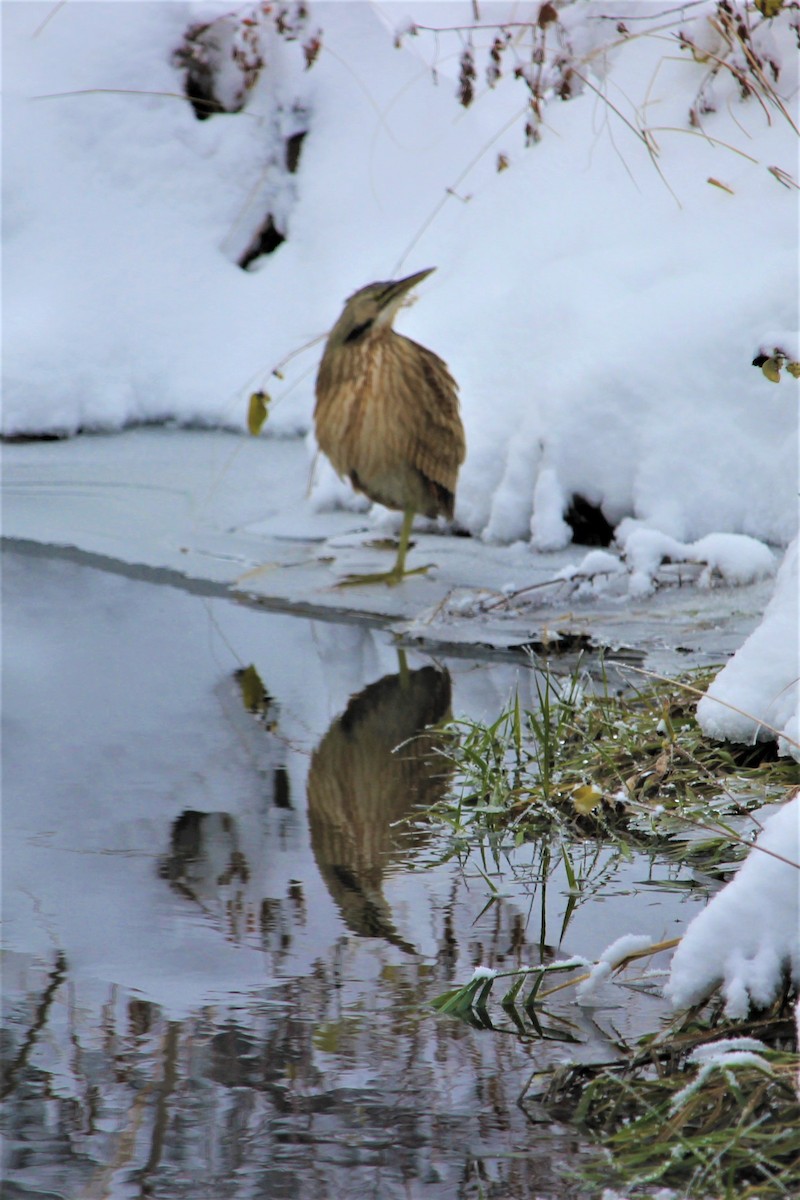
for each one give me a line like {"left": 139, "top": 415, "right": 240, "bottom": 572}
{"left": 1, "top": 952, "right": 67, "bottom": 1100}
{"left": 159, "top": 810, "right": 249, "bottom": 902}
{"left": 308, "top": 659, "right": 453, "bottom": 951}
{"left": 5, "top": 952, "right": 594, "bottom": 1200}
{"left": 234, "top": 663, "right": 278, "bottom": 730}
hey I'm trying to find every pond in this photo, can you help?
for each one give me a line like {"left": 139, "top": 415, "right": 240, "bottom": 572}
{"left": 2, "top": 546, "right": 708, "bottom": 1199}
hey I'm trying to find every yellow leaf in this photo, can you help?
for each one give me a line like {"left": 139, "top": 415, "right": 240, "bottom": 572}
{"left": 237, "top": 664, "right": 267, "bottom": 713}
{"left": 786, "top": 361, "right": 800, "bottom": 379}
{"left": 755, "top": 0, "right": 784, "bottom": 17}
{"left": 247, "top": 390, "right": 270, "bottom": 435}
{"left": 571, "top": 784, "right": 603, "bottom": 815}
{"left": 761, "top": 358, "right": 782, "bottom": 383}
{"left": 707, "top": 177, "right": 734, "bottom": 195}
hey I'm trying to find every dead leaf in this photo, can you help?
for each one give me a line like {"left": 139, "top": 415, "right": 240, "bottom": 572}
{"left": 653, "top": 750, "right": 670, "bottom": 777}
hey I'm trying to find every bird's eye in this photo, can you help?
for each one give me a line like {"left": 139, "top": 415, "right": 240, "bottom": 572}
{"left": 344, "top": 320, "right": 373, "bottom": 344}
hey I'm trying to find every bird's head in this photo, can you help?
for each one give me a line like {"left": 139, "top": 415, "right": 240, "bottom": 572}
{"left": 327, "top": 268, "right": 436, "bottom": 349}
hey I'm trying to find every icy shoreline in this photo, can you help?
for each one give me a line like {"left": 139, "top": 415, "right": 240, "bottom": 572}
{"left": 2, "top": 427, "right": 780, "bottom": 670}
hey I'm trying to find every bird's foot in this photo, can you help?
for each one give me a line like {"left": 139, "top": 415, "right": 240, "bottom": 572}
{"left": 334, "top": 564, "right": 434, "bottom": 588}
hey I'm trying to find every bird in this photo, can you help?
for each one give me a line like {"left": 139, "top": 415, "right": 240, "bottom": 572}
{"left": 307, "top": 654, "right": 453, "bottom": 949}
{"left": 314, "top": 267, "right": 465, "bottom": 585}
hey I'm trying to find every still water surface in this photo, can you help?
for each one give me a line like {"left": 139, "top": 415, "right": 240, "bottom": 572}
{"left": 2, "top": 549, "right": 704, "bottom": 1198}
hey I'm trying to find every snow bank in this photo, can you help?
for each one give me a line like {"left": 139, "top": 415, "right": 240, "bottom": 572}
{"left": 667, "top": 796, "right": 800, "bottom": 1018}
{"left": 697, "top": 539, "right": 799, "bottom": 757}
{"left": 4, "top": 1, "right": 798, "bottom": 551}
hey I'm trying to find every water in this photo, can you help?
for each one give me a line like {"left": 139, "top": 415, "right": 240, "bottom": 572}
{"left": 2, "top": 547, "right": 706, "bottom": 1198}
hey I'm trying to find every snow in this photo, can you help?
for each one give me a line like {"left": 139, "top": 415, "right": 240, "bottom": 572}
{"left": 575, "top": 932, "right": 654, "bottom": 1003}
{"left": 530, "top": 467, "right": 571, "bottom": 552}
{"left": 667, "top": 796, "right": 800, "bottom": 1019}
{"left": 757, "top": 330, "right": 800, "bottom": 362}
{"left": 547, "top": 527, "right": 777, "bottom": 599}
{"left": 697, "top": 537, "right": 799, "bottom": 756}
{"left": 4, "top": 4, "right": 796, "bottom": 707}
{"left": 4, "top": 1, "right": 797, "bottom": 545}
{"left": 617, "top": 523, "right": 777, "bottom": 597}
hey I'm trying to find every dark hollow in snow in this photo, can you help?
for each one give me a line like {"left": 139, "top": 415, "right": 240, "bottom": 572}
{"left": 565, "top": 495, "right": 615, "bottom": 547}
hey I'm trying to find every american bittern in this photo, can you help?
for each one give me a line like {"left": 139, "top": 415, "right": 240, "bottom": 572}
{"left": 307, "top": 655, "right": 453, "bottom": 950}
{"left": 314, "top": 267, "right": 465, "bottom": 585}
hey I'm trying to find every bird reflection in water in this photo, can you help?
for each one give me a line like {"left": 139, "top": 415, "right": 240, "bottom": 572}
{"left": 307, "top": 651, "right": 453, "bottom": 952}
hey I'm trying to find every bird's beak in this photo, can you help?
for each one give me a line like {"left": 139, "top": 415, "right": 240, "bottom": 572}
{"left": 381, "top": 267, "right": 436, "bottom": 308}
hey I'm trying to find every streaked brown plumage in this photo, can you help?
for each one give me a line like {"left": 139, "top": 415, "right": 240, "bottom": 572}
{"left": 314, "top": 267, "right": 465, "bottom": 584}
{"left": 307, "top": 658, "right": 453, "bottom": 950}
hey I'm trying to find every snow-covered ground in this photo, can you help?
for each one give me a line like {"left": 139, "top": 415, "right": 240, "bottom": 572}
{"left": 4, "top": 2, "right": 798, "bottom": 539}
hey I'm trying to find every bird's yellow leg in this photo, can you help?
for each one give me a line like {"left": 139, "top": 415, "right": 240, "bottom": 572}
{"left": 393, "top": 507, "right": 415, "bottom": 577}
{"left": 335, "top": 508, "right": 433, "bottom": 587}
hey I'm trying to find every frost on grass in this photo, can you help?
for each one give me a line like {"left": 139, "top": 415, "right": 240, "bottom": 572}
{"left": 669, "top": 1038, "right": 775, "bottom": 1112}
{"left": 667, "top": 795, "right": 800, "bottom": 1019}
{"left": 697, "top": 538, "right": 799, "bottom": 757}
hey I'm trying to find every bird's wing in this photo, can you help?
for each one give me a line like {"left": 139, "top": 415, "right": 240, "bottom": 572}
{"left": 389, "top": 336, "right": 466, "bottom": 494}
